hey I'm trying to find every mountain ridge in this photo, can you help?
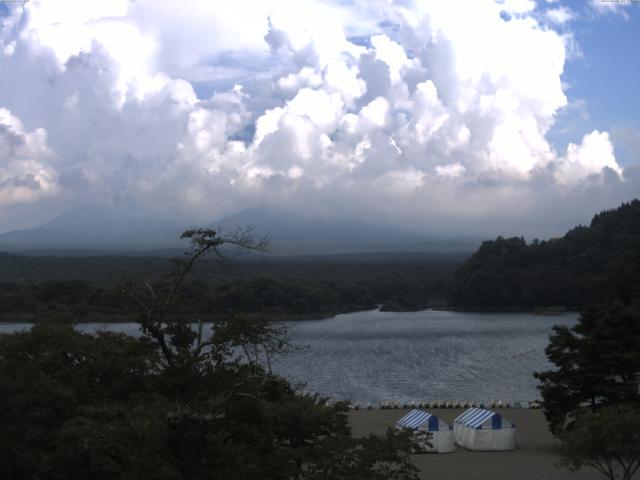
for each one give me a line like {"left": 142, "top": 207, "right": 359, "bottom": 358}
{"left": 0, "top": 205, "right": 480, "bottom": 255}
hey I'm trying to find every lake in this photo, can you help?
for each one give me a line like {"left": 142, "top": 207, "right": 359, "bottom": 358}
{"left": 0, "top": 309, "right": 576, "bottom": 404}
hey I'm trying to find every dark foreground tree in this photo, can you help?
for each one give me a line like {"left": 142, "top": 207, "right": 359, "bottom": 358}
{"left": 534, "top": 301, "right": 640, "bottom": 434}
{"left": 558, "top": 405, "right": 640, "bottom": 480}
{"left": 0, "top": 227, "right": 420, "bottom": 480}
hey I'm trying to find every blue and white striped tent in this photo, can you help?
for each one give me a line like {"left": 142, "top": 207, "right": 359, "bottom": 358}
{"left": 453, "top": 408, "right": 516, "bottom": 451}
{"left": 396, "top": 410, "right": 454, "bottom": 453}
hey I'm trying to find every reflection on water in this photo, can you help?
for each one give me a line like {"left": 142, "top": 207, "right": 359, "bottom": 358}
{"left": 0, "top": 309, "right": 576, "bottom": 404}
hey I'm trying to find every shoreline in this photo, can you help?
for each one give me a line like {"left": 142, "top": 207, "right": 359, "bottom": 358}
{"left": 343, "top": 399, "right": 542, "bottom": 410}
{"left": 0, "top": 306, "right": 580, "bottom": 325}
{"left": 438, "top": 306, "right": 579, "bottom": 315}
{"left": 0, "top": 306, "right": 579, "bottom": 324}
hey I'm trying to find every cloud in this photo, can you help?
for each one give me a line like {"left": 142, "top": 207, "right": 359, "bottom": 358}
{"left": 613, "top": 126, "right": 640, "bottom": 159}
{"left": 0, "top": 0, "right": 634, "bottom": 238}
{"left": 435, "top": 163, "right": 466, "bottom": 178}
{"left": 588, "top": 0, "right": 632, "bottom": 19}
{"left": 545, "top": 6, "right": 575, "bottom": 24}
{"left": 0, "top": 108, "right": 58, "bottom": 206}
{"left": 554, "top": 130, "right": 622, "bottom": 184}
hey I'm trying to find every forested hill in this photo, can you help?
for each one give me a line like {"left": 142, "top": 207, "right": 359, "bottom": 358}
{"left": 449, "top": 200, "right": 640, "bottom": 309}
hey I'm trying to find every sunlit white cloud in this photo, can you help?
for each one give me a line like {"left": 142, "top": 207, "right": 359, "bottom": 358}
{"left": 0, "top": 0, "right": 635, "bottom": 237}
{"left": 545, "top": 6, "right": 575, "bottom": 24}
{"left": 589, "top": 0, "right": 632, "bottom": 19}
{"left": 554, "top": 130, "right": 622, "bottom": 184}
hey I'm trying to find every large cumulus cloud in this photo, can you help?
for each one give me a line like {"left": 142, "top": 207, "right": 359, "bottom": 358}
{"left": 0, "top": 0, "right": 636, "bottom": 237}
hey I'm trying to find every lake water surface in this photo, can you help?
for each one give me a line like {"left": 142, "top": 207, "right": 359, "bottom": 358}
{"left": 0, "top": 309, "right": 577, "bottom": 404}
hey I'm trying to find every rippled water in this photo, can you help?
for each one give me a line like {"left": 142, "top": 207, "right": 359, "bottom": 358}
{"left": 274, "top": 309, "right": 577, "bottom": 404}
{"left": 0, "top": 309, "right": 577, "bottom": 404}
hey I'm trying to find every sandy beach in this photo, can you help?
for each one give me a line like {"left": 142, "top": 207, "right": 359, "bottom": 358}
{"left": 349, "top": 408, "right": 603, "bottom": 480}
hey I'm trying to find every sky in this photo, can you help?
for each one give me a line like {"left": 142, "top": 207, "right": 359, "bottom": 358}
{"left": 0, "top": 0, "right": 639, "bottom": 238}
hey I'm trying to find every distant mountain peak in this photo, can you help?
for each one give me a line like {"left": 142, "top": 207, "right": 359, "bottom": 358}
{"left": 214, "top": 205, "right": 422, "bottom": 245}
{"left": 0, "top": 204, "right": 479, "bottom": 256}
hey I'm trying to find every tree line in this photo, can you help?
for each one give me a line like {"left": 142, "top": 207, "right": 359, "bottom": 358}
{"left": 0, "top": 254, "right": 459, "bottom": 320}
{"left": 449, "top": 200, "right": 640, "bottom": 309}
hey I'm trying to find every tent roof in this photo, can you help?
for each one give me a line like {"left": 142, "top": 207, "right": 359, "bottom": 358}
{"left": 396, "top": 409, "right": 444, "bottom": 431}
{"left": 454, "top": 408, "right": 510, "bottom": 429}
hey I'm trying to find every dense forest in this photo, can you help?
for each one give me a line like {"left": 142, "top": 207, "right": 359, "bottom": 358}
{"left": 0, "top": 252, "right": 462, "bottom": 321}
{"left": 449, "top": 200, "right": 640, "bottom": 309}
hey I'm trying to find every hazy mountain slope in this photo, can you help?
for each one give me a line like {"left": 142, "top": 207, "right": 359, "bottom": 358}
{"left": 0, "top": 205, "right": 479, "bottom": 255}
{"left": 0, "top": 207, "right": 187, "bottom": 251}
{"left": 216, "top": 206, "right": 479, "bottom": 255}
{"left": 216, "top": 206, "right": 421, "bottom": 243}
